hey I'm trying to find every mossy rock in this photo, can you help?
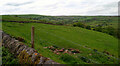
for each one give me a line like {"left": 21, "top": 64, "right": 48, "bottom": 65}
{"left": 18, "top": 50, "right": 43, "bottom": 64}
{"left": 18, "top": 50, "right": 33, "bottom": 64}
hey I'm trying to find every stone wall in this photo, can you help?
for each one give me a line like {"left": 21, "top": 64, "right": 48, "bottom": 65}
{"left": 2, "top": 31, "right": 59, "bottom": 64}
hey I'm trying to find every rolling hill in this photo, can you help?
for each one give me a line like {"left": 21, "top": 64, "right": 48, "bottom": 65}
{"left": 1, "top": 15, "right": 119, "bottom": 64}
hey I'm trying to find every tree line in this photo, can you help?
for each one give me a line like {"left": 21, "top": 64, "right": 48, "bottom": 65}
{"left": 73, "top": 22, "right": 119, "bottom": 39}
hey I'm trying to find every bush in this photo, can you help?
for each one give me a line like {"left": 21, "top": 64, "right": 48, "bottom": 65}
{"left": 94, "top": 26, "right": 103, "bottom": 32}
{"left": 105, "top": 26, "right": 115, "bottom": 35}
{"left": 73, "top": 22, "right": 85, "bottom": 28}
{"left": 56, "top": 22, "right": 63, "bottom": 25}
{"left": 86, "top": 25, "right": 91, "bottom": 30}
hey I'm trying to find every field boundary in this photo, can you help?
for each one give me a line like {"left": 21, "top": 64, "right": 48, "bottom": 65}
{"left": 1, "top": 30, "right": 59, "bottom": 64}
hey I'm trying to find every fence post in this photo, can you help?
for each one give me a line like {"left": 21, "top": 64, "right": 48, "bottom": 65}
{"left": 31, "top": 26, "right": 34, "bottom": 48}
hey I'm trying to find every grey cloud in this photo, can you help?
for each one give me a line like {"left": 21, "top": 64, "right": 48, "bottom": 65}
{"left": 44, "top": 3, "right": 58, "bottom": 9}
{"left": 65, "top": 4, "right": 78, "bottom": 8}
{"left": 5, "top": 1, "right": 34, "bottom": 6}
{"left": 86, "top": 2, "right": 117, "bottom": 15}
{"left": 1, "top": 0, "right": 118, "bottom": 15}
{"left": 104, "top": 2, "right": 117, "bottom": 8}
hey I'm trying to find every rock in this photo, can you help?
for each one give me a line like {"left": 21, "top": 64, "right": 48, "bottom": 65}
{"left": 68, "top": 51, "right": 72, "bottom": 54}
{"left": 9, "top": 40, "right": 18, "bottom": 53}
{"left": 4, "top": 38, "right": 11, "bottom": 47}
{"left": 44, "top": 59, "right": 60, "bottom": 64}
{"left": 2, "top": 35, "right": 9, "bottom": 43}
{"left": 53, "top": 50, "right": 57, "bottom": 54}
{"left": 38, "top": 57, "right": 47, "bottom": 64}
{"left": 2, "top": 34, "right": 9, "bottom": 40}
{"left": 73, "top": 50, "right": 80, "bottom": 53}
{"left": 56, "top": 53, "right": 60, "bottom": 55}
{"left": 31, "top": 52, "right": 41, "bottom": 63}
{"left": 71, "top": 50, "right": 80, "bottom": 54}
{"left": 26, "top": 48, "right": 36, "bottom": 55}
{"left": 44, "top": 59, "right": 54, "bottom": 64}
{"left": 4, "top": 36, "right": 11, "bottom": 47}
{"left": 58, "top": 48, "right": 65, "bottom": 52}
{"left": 7, "top": 38, "right": 16, "bottom": 49}
{"left": 64, "top": 50, "right": 68, "bottom": 53}
{"left": 89, "top": 54, "right": 92, "bottom": 56}
{"left": 43, "top": 47, "right": 48, "bottom": 49}
{"left": 2, "top": 31, "right": 59, "bottom": 64}
{"left": 16, "top": 37, "right": 25, "bottom": 42}
{"left": 53, "top": 49, "right": 58, "bottom": 54}
{"left": 11, "top": 41, "right": 18, "bottom": 53}
{"left": 17, "top": 45, "right": 27, "bottom": 55}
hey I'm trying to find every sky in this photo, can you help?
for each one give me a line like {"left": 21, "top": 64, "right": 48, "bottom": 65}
{"left": 0, "top": 0, "right": 119, "bottom": 16}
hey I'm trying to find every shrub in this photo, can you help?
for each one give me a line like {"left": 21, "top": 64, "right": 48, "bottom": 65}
{"left": 86, "top": 25, "right": 91, "bottom": 30}
{"left": 94, "top": 26, "right": 103, "bottom": 32}
{"left": 73, "top": 22, "right": 85, "bottom": 28}
{"left": 56, "top": 22, "right": 63, "bottom": 25}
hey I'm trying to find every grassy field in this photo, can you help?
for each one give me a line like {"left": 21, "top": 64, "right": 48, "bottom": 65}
{"left": 2, "top": 15, "right": 118, "bottom": 28}
{"left": 2, "top": 15, "right": 36, "bottom": 22}
{"left": 15, "top": 15, "right": 118, "bottom": 29}
{"left": 2, "top": 21, "right": 119, "bottom": 64}
{"left": 2, "top": 47, "right": 19, "bottom": 64}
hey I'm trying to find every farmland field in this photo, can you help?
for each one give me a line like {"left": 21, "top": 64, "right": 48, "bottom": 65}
{"left": 15, "top": 15, "right": 118, "bottom": 29}
{"left": 1, "top": 15, "right": 119, "bottom": 64}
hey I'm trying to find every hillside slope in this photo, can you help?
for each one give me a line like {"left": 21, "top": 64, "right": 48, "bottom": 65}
{"left": 2, "top": 21, "right": 118, "bottom": 64}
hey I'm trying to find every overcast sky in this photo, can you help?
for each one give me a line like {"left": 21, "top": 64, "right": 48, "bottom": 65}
{"left": 0, "top": 0, "right": 119, "bottom": 16}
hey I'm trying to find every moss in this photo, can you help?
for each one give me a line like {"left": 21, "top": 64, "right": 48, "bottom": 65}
{"left": 18, "top": 50, "right": 33, "bottom": 64}
{"left": 18, "top": 50, "right": 43, "bottom": 64}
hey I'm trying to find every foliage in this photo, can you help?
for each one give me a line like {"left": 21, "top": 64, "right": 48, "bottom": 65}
{"left": 86, "top": 25, "right": 91, "bottom": 30}
{"left": 73, "top": 22, "right": 85, "bottom": 28}
{"left": 94, "top": 26, "right": 102, "bottom": 32}
{"left": 2, "top": 47, "right": 19, "bottom": 64}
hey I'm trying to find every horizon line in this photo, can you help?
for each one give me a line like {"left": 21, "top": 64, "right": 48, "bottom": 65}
{"left": 0, "top": 14, "right": 118, "bottom": 16}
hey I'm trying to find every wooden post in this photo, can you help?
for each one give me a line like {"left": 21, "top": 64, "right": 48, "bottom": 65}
{"left": 31, "top": 26, "right": 34, "bottom": 48}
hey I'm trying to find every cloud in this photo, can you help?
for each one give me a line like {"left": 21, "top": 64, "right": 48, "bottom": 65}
{"left": 0, "top": 0, "right": 119, "bottom": 16}
{"left": 86, "top": 2, "right": 118, "bottom": 15}
{"left": 5, "top": 1, "right": 34, "bottom": 6}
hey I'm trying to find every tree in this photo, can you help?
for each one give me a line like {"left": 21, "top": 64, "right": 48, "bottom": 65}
{"left": 86, "top": 25, "right": 91, "bottom": 30}
{"left": 105, "top": 26, "right": 115, "bottom": 35}
{"left": 73, "top": 22, "right": 85, "bottom": 28}
{"left": 95, "top": 26, "right": 102, "bottom": 32}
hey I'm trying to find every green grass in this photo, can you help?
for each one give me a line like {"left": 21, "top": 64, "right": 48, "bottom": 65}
{"left": 2, "top": 15, "right": 118, "bottom": 29}
{"left": 0, "top": 22, "right": 2, "bottom": 30}
{"left": 2, "top": 22, "right": 118, "bottom": 64}
{"left": 14, "top": 15, "right": 118, "bottom": 29}
{"left": 0, "top": 46, "right": 2, "bottom": 65}
{"left": 2, "top": 15, "right": 37, "bottom": 22}
{"left": 2, "top": 47, "right": 19, "bottom": 64}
